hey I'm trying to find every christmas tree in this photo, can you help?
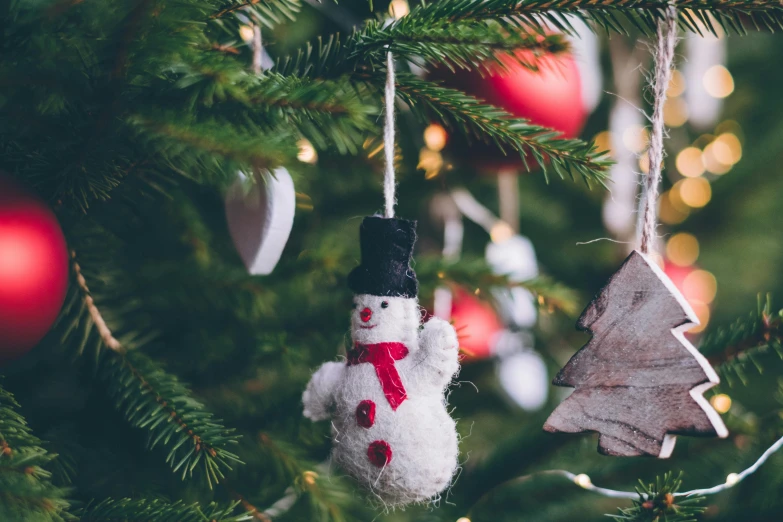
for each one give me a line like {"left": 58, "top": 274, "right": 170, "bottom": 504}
{"left": 2, "top": 1, "right": 783, "bottom": 521}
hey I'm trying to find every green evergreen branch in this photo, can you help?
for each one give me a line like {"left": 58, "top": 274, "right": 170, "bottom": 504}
{"left": 211, "top": 0, "right": 301, "bottom": 28}
{"left": 609, "top": 472, "right": 705, "bottom": 522}
{"left": 76, "top": 498, "right": 250, "bottom": 522}
{"left": 97, "top": 351, "right": 242, "bottom": 488}
{"left": 0, "top": 385, "right": 72, "bottom": 522}
{"left": 390, "top": 73, "right": 611, "bottom": 186}
{"left": 701, "top": 294, "right": 783, "bottom": 385}
{"left": 56, "top": 256, "right": 242, "bottom": 488}
{"left": 407, "top": 0, "right": 783, "bottom": 37}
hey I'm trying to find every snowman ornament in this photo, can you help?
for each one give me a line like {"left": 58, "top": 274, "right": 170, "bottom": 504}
{"left": 303, "top": 216, "right": 461, "bottom": 506}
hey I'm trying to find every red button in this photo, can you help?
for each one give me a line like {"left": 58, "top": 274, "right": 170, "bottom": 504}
{"left": 367, "top": 440, "right": 392, "bottom": 467}
{"left": 356, "top": 400, "right": 376, "bottom": 428}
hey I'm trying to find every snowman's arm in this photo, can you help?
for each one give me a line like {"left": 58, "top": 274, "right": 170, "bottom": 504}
{"left": 302, "top": 361, "right": 344, "bottom": 421}
{"left": 412, "top": 317, "right": 460, "bottom": 390}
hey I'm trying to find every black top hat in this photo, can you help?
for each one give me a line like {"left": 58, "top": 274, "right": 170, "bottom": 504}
{"left": 347, "top": 216, "right": 418, "bottom": 298}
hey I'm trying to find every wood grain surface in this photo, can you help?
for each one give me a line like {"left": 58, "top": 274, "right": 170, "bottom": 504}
{"left": 544, "top": 250, "right": 728, "bottom": 457}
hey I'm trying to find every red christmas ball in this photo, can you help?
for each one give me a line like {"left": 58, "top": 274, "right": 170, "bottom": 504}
{"left": 484, "top": 51, "right": 586, "bottom": 139}
{"left": 433, "top": 48, "right": 587, "bottom": 170}
{"left": 0, "top": 174, "right": 69, "bottom": 363}
{"left": 450, "top": 287, "right": 503, "bottom": 361}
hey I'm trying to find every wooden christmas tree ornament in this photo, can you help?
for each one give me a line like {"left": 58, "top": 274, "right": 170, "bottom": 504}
{"left": 543, "top": 251, "right": 728, "bottom": 457}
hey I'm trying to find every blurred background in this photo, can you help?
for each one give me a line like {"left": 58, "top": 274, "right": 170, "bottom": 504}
{"left": 1, "top": 1, "right": 783, "bottom": 521}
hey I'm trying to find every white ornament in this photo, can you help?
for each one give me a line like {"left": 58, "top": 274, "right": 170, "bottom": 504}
{"left": 494, "top": 331, "right": 549, "bottom": 412}
{"left": 486, "top": 235, "right": 539, "bottom": 329}
{"left": 225, "top": 168, "right": 295, "bottom": 275}
{"left": 303, "top": 294, "right": 460, "bottom": 506}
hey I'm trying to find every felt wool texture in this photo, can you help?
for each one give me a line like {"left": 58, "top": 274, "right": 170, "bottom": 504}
{"left": 302, "top": 294, "right": 461, "bottom": 507}
{"left": 347, "top": 217, "right": 418, "bottom": 299}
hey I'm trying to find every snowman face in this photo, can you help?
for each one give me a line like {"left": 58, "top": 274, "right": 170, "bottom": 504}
{"left": 351, "top": 294, "right": 419, "bottom": 346}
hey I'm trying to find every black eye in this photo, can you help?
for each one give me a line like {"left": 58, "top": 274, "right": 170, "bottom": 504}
{"left": 351, "top": 302, "right": 358, "bottom": 309}
{"left": 381, "top": 301, "right": 389, "bottom": 309}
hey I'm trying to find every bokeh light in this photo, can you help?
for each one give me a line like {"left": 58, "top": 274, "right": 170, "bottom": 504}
{"left": 666, "top": 232, "right": 699, "bottom": 266}
{"left": 664, "top": 97, "right": 689, "bottom": 127}
{"left": 703, "top": 65, "right": 734, "bottom": 98}
{"left": 711, "top": 394, "right": 733, "bottom": 414}
{"left": 683, "top": 269, "right": 718, "bottom": 304}
{"left": 424, "top": 123, "right": 448, "bottom": 152}
{"left": 389, "top": 0, "right": 410, "bottom": 18}
{"left": 297, "top": 139, "right": 318, "bottom": 164}
{"left": 676, "top": 147, "right": 705, "bottom": 178}
{"left": 659, "top": 190, "right": 689, "bottom": 225}
{"left": 678, "top": 177, "right": 712, "bottom": 208}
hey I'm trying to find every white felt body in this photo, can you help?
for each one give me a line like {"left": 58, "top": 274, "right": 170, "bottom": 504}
{"left": 225, "top": 168, "right": 295, "bottom": 275}
{"left": 303, "top": 294, "right": 460, "bottom": 506}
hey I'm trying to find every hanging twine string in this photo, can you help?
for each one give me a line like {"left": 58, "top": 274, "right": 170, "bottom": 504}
{"left": 637, "top": 5, "right": 678, "bottom": 254}
{"left": 383, "top": 51, "right": 396, "bottom": 219}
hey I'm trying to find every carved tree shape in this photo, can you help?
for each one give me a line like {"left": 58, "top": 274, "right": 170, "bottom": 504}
{"left": 544, "top": 250, "right": 728, "bottom": 457}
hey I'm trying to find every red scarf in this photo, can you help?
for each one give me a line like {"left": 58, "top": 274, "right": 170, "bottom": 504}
{"left": 347, "top": 342, "right": 409, "bottom": 410}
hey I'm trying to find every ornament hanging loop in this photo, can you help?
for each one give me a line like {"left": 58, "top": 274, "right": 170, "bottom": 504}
{"left": 638, "top": 5, "right": 678, "bottom": 254}
{"left": 383, "top": 51, "right": 397, "bottom": 219}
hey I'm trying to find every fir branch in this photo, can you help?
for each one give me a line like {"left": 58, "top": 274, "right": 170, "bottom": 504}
{"left": 211, "top": 0, "right": 301, "bottom": 28}
{"left": 609, "top": 472, "right": 705, "bottom": 522}
{"left": 406, "top": 0, "right": 783, "bottom": 37}
{"left": 390, "top": 72, "right": 611, "bottom": 186}
{"left": 60, "top": 256, "right": 242, "bottom": 488}
{"left": 76, "top": 498, "right": 250, "bottom": 522}
{"left": 0, "top": 385, "right": 71, "bottom": 522}
{"left": 701, "top": 294, "right": 783, "bottom": 385}
{"left": 129, "top": 114, "right": 296, "bottom": 175}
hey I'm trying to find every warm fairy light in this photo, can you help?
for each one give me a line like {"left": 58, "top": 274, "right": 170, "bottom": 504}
{"left": 593, "top": 130, "right": 614, "bottom": 156}
{"left": 666, "top": 232, "right": 699, "bottom": 267}
{"left": 726, "top": 473, "right": 740, "bottom": 486}
{"left": 297, "top": 139, "right": 318, "bottom": 164}
{"left": 456, "top": 518, "right": 471, "bottom": 522}
{"left": 714, "top": 133, "right": 742, "bottom": 164}
{"left": 664, "top": 97, "right": 689, "bottom": 127}
{"left": 239, "top": 25, "right": 255, "bottom": 43}
{"left": 679, "top": 177, "right": 712, "bottom": 208}
{"left": 490, "top": 221, "right": 514, "bottom": 243}
{"left": 574, "top": 474, "right": 592, "bottom": 488}
{"left": 418, "top": 148, "right": 443, "bottom": 179}
{"left": 669, "top": 183, "right": 690, "bottom": 213}
{"left": 622, "top": 124, "right": 649, "bottom": 154}
{"left": 683, "top": 269, "right": 718, "bottom": 304}
{"left": 676, "top": 147, "right": 705, "bottom": 178}
{"left": 667, "top": 70, "right": 686, "bottom": 97}
{"left": 711, "top": 394, "right": 733, "bottom": 414}
{"left": 703, "top": 65, "right": 734, "bottom": 98}
{"left": 688, "top": 300, "right": 710, "bottom": 334}
{"left": 389, "top": 0, "right": 410, "bottom": 18}
{"left": 638, "top": 154, "right": 650, "bottom": 174}
{"left": 303, "top": 470, "right": 318, "bottom": 485}
{"left": 702, "top": 142, "right": 733, "bottom": 175}
{"left": 423, "top": 123, "right": 448, "bottom": 152}
{"left": 659, "top": 190, "right": 689, "bottom": 225}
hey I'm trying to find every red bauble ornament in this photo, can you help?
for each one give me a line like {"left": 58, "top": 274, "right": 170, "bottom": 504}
{"left": 663, "top": 260, "right": 715, "bottom": 336}
{"left": 433, "top": 48, "right": 587, "bottom": 169}
{"left": 450, "top": 287, "right": 503, "bottom": 361}
{"left": 484, "top": 52, "right": 586, "bottom": 138}
{"left": 0, "top": 174, "right": 69, "bottom": 363}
